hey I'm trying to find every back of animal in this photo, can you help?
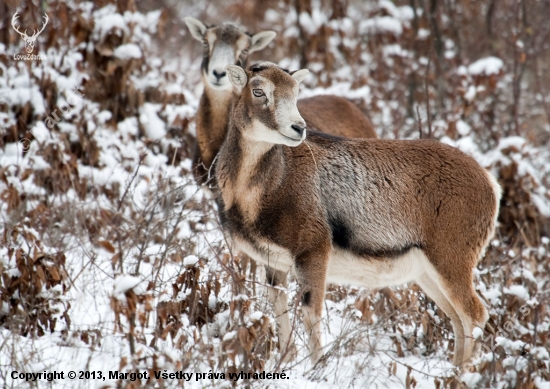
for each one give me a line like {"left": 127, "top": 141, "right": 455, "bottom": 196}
{"left": 298, "top": 95, "right": 376, "bottom": 138}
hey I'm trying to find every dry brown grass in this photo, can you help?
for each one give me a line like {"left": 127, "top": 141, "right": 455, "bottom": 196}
{"left": 0, "top": 1, "right": 548, "bottom": 388}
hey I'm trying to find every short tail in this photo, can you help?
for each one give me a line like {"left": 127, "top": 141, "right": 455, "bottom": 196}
{"left": 479, "top": 170, "right": 502, "bottom": 262}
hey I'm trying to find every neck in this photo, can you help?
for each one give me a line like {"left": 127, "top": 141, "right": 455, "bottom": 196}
{"left": 217, "top": 119, "right": 286, "bottom": 223}
{"left": 195, "top": 82, "right": 233, "bottom": 170}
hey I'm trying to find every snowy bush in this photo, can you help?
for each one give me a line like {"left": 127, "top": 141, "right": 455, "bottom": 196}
{"left": 1, "top": 0, "right": 549, "bottom": 388}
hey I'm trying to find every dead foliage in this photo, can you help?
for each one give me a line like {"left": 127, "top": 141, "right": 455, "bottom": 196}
{"left": 0, "top": 0, "right": 549, "bottom": 388}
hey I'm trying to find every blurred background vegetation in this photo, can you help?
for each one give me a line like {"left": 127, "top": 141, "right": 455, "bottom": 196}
{"left": 0, "top": 0, "right": 549, "bottom": 387}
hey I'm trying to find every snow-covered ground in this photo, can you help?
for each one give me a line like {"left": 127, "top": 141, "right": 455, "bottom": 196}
{"left": 1, "top": 1, "right": 549, "bottom": 388}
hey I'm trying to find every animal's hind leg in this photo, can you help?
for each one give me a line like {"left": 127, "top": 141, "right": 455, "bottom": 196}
{"left": 434, "top": 264, "right": 489, "bottom": 365}
{"left": 417, "top": 273, "right": 465, "bottom": 366}
{"left": 447, "top": 278, "right": 488, "bottom": 364}
{"left": 265, "top": 266, "right": 297, "bottom": 361}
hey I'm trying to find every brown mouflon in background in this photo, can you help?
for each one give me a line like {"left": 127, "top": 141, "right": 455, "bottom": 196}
{"left": 216, "top": 62, "right": 502, "bottom": 367}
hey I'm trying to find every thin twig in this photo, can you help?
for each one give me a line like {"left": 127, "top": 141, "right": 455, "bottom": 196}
{"left": 171, "top": 145, "right": 178, "bottom": 166}
{"left": 206, "top": 152, "right": 220, "bottom": 188}
{"left": 117, "top": 152, "right": 146, "bottom": 212}
{"left": 304, "top": 140, "right": 317, "bottom": 169}
{"left": 416, "top": 105, "right": 424, "bottom": 139}
{"left": 425, "top": 53, "right": 433, "bottom": 138}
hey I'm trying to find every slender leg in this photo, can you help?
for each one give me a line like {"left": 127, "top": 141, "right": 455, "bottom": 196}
{"left": 449, "top": 280, "right": 488, "bottom": 364}
{"left": 294, "top": 251, "right": 329, "bottom": 364}
{"left": 417, "top": 273, "right": 466, "bottom": 366}
{"left": 265, "top": 266, "right": 297, "bottom": 361}
{"left": 425, "top": 261, "right": 489, "bottom": 366}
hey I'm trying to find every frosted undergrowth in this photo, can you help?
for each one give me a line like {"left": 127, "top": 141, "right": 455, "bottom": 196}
{"left": 1, "top": 1, "right": 549, "bottom": 388}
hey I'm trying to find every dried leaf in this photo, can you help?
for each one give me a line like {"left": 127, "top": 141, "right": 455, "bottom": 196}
{"left": 98, "top": 240, "right": 116, "bottom": 253}
{"left": 47, "top": 266, "right": 61, "bottom": 282}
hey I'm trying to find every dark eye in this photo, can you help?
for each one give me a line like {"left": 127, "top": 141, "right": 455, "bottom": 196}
{"left": 253, "top": 89, "right": 265, "bottom": 97}
{"left": 202, "top": 39, "right": 208, "bottom": 46}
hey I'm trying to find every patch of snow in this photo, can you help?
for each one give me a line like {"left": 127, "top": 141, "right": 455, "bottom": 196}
{"left": 417, "top": 28, "right": 430, "bottom": 40}
{"left": 483, "top": 286, "right": 502, "bottom": 305}
{"left": 532, "top": 192, "right": 550, "bottom": 217}
{"left": 139, "top": 103, "right": 166, "bottom": 139}
{"left": 114, "top": 43, "right": 142, "bottom": 60}
{"left": 531, "top": 347, "right": 549, "bottom": 360}
{"left": 359, "top": 16, "right": 403, "bottom": 36}
{"left": 145, "top": 10, "right": 162, "bottom": 33}
{"left": 113, "top": 275, "right": 142, "bottom": 295}
{"left": 223, "top": 331, "right": 236, "bottom": 341}
{"left": 472, "top": 327, "right": 484, "bottom": 339}
{"left": 460, "top": 372, "right": 482, "bottom": 387}
{"left": 264, "top": 9, "right": 280, "bottom": 23}
{"left": 383, "top": 44, "right": 410, "bottom": 58}
{"left": 518, "top": 269, "right": 537, "bottom": 284}
{"left": 93, "top": 8, "right": 128, "bottom": 40}
{"left": 503, "top": 356, "right": 528, "bottom": 371}
{"left": 249, "top": 311, "right": 264, "bottom": 321}
{"left": 456, "top": 120, "right": 471, "bottom": 135}
{"left": 504, "top": 285, "right": 530, "bottom": 300}
{"left": 468, "top": 56, "right": 504, "bottom": 76}
{"left": 498, "top": 136, "right": 526, "bottom": 150}
{"left": 464, "top": 85, "right": 476, "bottom": 102}
{"left": 183, "top": 255, "right": 199, "bottom": 267}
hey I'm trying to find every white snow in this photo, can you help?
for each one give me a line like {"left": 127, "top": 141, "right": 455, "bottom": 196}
{"left": 498, "top": 136, "right": 526, "bottom": 150}
{"left": 183, "top": 255, "right": 199, "bottom": 267}
{"left": 139, "top": 103, "right": 167, "bottom": 139}
{"left": 1, "top": 3, "right": 549, "bottom": 389}
{"left": 114, "top": 43, "right": 142, "bottom": 60}
{"left": 468, "top": 56, "right": 504, "bottom": 76}
{"left": 532, "top": 192, "right": 550, "bottom": 217}
{"left": 483, "top": 286, "right": 502, "bottom": 305}
{"left": 113, "top": 275, "right": 142, "bottom": 295}
{"left": 504, "top": 285, "right": 530, "bottom": 300}
{"left": 250, "top": 311, "right": 264, "bottom": 321}
{"left": 93, "top": 8, "right": 128, "bottom": 40}
{"left": 223, "top": 330, "right": 237, "bottom": 341}
{"left": 359, "top": 16, "right": 403, "bottom": 36}
{"left": 460, "top": 372, "right": 482, "bottom": 387}
{"left": 456, "top": 119, "right": 471, "bottom": 135}
{"left": 417, "top": 28, "right": 430, "bottom": 40}
{"left": 472, "top": 327, "right": 484, "bottom": 339}
{"left": 531, "top": 347, "right": 549, "bottom": 360}
{"left": 464, "top": 85, "right": 476, "bottom": 102}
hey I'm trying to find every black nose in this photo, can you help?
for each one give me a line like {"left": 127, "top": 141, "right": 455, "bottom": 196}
{"left": 291, "top": 124, "right": 305, "bottom": 137}
{"left": 213, "top": 70, "right": 226, "bottom": 80}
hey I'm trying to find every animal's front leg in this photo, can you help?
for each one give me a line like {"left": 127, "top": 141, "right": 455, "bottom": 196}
{"left": 265, "top": 266, "right": 297, "bottom": 362}
{"left": 294, "top": 250, "right": 329, "bottom": 364}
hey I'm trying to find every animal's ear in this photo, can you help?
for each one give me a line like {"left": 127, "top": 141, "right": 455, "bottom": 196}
{"left": 290, "top": 69, "right": 309, "bottom": 84}
{"left": 249, "top": 31, "right": 276, "bottom": 53}
{"left": 226, "top": 65, "right": 247, "bottom": 94}
{"left": 184, "top": 17, "right": 207, "bottom": 41}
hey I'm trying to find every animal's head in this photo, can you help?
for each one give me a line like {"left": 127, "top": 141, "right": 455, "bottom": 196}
{"left": 184, "top": 17, "right": 276, "bottom": 91}
{"left": 225, "top": 62, "right": 309, "bottom": 147}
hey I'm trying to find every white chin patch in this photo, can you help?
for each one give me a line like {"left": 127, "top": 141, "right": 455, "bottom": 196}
{"left": 206, "top": 77, "right": 232, "bottom": 90}
{"left": 279, "top": 134, "right": 303, "bottom": 147}
{"left": 247, "top": 120, "right": 303, "bottom": 146}
{"left": 278, "top": 128, "right": 305, "bottom": 147}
